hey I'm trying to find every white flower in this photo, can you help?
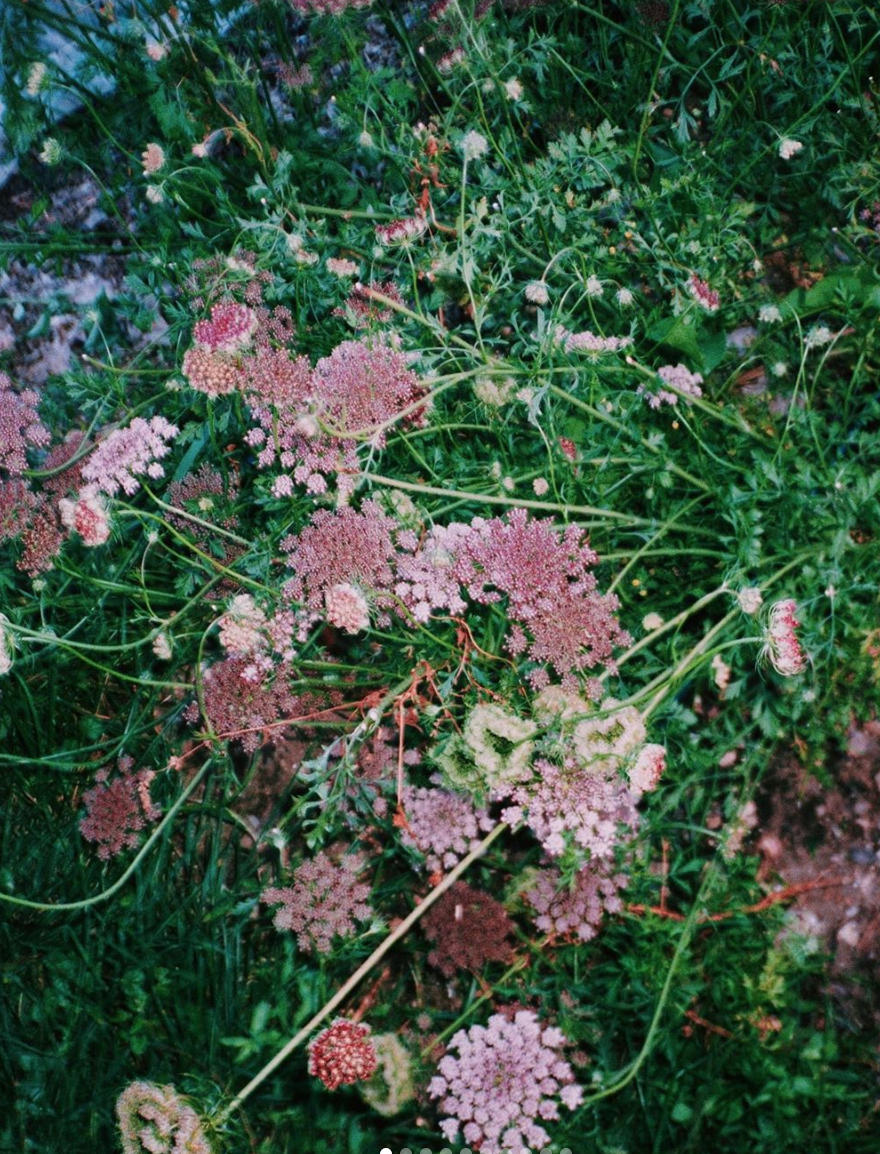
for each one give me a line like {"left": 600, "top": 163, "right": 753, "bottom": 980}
{"left": 758, "top": 304, "right": 782, "bottom": 324}
{"left": 778, "top": 138, "right": 803, "bottom": 160}
{"left": 737, "top": 587, "right": 763, "bottom": 615}
{"left": 525, "top": 280, "right": 549, "bottom": 305}
{"left": 145, "top": 184, "right": 165, "bottom": 205}
{"left": 770, "top": 360, "right": 788, "bottom": 378}
{"left": 38, "top": 137, "right": 63, "bottom": 166}
{"left": 804, "top": 325, "right": 834, "bottom": 350}
{"left": 145, "top": 40, "right": 167, "bottom": 61}
{"left": 152, "top": 632, "right": 172, "bottom": 661}
{"left": 26, "top": 62, "right": 47, "bottom": 96}
{"left": 616, "top": 287, "right": 634, "bottom": 307}
{"left": 358, "top": 130, "right": 374, "bottom": 148}
{"left": 585, "top": 274, "right": 604, "bottom": 298}
{"left": 503, "top": 77, "right": 524, "bottom": 101}
{"left": 461, "top": 130, "right": 489, "bottom": 160}
{"left": 532, "top": 477, "right": 549, "bottom": 496}
{"left": 641, "top": 612, "right": 664, "bottom": 631}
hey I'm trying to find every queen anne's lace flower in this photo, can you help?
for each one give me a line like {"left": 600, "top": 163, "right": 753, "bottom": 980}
{"left": 116, "top": 1081, "right": 212, "bottom": 1154}
{"left": 58, "top": 488, "right": 111, "bottom": 546}
{"left": 192, "top": 301, "right": 258, "bottom": 353}
{"left": 79, "top": 759, "right": 161, "bottom": 860}
{"left": 629, "top": 743, "right": 666, "bottom": 794}
{"left": 399, "top": 784, "right": 494, "bottom": 872}
{"left": 81, "top": 417, "right": 179, "bottom": 497}
{"left": 0, "top": 373, "right": 50, "bottom": 475}
{"left": 429, "top": 1010, "right": 583, "bottom": 1153}
{"left": 525, "top": 859, "right": 628, "bottom": 941}
{"left": 324, "top": 582, "right": 371, "bottom": 633}
{"left": 765, "top": 598, "right": 806, "bottom": 675}
{"left": 359, "top": 1034, "right": 415, "bottom": 1116}
{"left": 308, "top": 1019, "right": 378, "bottom": 1090}
{"left": 261, "top": 851, "right": 372, "bottom": 954}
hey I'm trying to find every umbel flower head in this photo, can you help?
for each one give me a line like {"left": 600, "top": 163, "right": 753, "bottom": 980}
{"left": 308, "top": 1019, "right": 378, "bottom": 1090}
{"left": 359, "top": 1033, "right": 415, "bottom": 1116}
{"left": 764, "top": 598, "right": 807, "bottom": 676}
{"left": 116, "top": 1080, "right": 212, "bottom": 1154}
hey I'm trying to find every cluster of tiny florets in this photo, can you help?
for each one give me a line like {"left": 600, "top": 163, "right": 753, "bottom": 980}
{"left": 421, "top": 881, "right": 516, "bottom": 976}
{"left": 429, "top": 1010, "right": 583, "bottom": 1153}
{"left": 639, "top": 363, "right": 704, "bottom": 409}
{"left": 399, "top": 784, "right": 495, "bottom": 872}
{"left": 308, "top": 1019, "right": 378, "bottom": 1091}
{"left": 261, "top": 850, "right": 373, "bottom": 954}
{"left": 186, "top": 656, "right": 300, "bottom": 752}
{"left": 79, "top": 758, "right": 161, "bottom": 859}
{"left": 554, "top": 325, "right": 633, "bottom": 354}
{"left": 81, "top": 417, "right": 179, "bottom": 497}
{"left": 116, "top": 1080, "right": 212, "bottom": 1154}
{"left": 525, "top": 860, "right": 628, "bottom": 941}
{"left": 0, "top": 373, "right": 50, "bottom": 475}
{"left": 192, "top": 301, "right": 258, "bottom": 353}
{"left": 375, "top": 215, "right": 428, "bottom": 245}
{"left": 765, "top": 598, "right": 806, "bottom": 676}
{"left": 312, "top": 340, "right": 429, "bottom": 441}
{"left": 58, "top": 488, "right": 111, "bottom": 546}
{"left": 687, "top": 274, "right": 720, "bottom": 312}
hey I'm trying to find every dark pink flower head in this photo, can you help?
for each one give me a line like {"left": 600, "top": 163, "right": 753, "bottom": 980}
{"left": 79, "top": 758, "right": 161, "bottom": 860}
{"left": 0, "top": 373, "right": 50, "bottom": 476}
{"left": 429, "top": 1009, "right": 583, "bottom": 1153}
{"left": 261, "top": 850, "right": 372, "bottom": 954}
{"left": 182, "top": 346, "right": 245, "bottom": 397}
{"left": 193, "top": 301, "right": 258, "bottom": 353}
{"left": 312, "top": 340, "right": 429, "bottom": 442}
{"left": 688, "top": 274, "right": 720, "bottom": 312}
{"left": 307, "top": 1019, "right": 378, "bottom": 1091}
{"left": 375, "top": 215, "right": 427, "bottom": 246}
{"left": 765, "top": 598, "right": 806, "bottom": 676}
{"left": 454, "top": 510, "right": 630, "bottom": 687}
{"left": 282, "top": 500, "right": 396, "bottom": 610}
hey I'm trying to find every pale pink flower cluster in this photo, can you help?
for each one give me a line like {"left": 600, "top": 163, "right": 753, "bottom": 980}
{"left": 738, "top": 586, "right": 763, "bottom": 615}
{"left": 58, "top": 489, "right": 111, "bottom": 546}
{"left": 639, "top": 363, "right": 704, "bottom": 409}
{"left": 308, "top": 1019, "right": 378, "bottom": 1091}
{"left": 262, "top": 851, "right": 372, "bottom": 954}
{"left": 765, "top": 598, "right": 806, "bottom": 676}
{"left": 629, "top": 743, "right": 666, "bottom": 794}
{"left": 116, "top": 1081, "right": 211, "bottom": 1154}
{"left": 0, "top": 372, "right": 50, "bottom": 475}
{"left": 525, "top": 280, "right": 549, "bottom": 305}
{"left": 525, "top": 859, "right": 628, "bottom": 941}
{"left": 217, "top": 593, "right": 267, "bottom": 656}
{"left": 324, "top": 582, "right": 371, "bottom": 633}
{"left": 399, "top": 784, "right": 495, "bottom": 872}
{"left": 81, "top": 416, "right": 178, "bottom": 496}
{"left": 326, "top": 256, "right": 360, "bottom": 277}
{"left": 555, "top": 324, "right": 633, "bottom": 354}
{"left": 141, "top": 143, "right": 165, "bottom": 175}
{"left": 429, "top": 1010, "right": 583, "bottom": 1153}
{"left": 393, "top": 522, "right": 470, "bottom": 623}
{"left": 79, "top": 758, "right": 161, "bottom": 860}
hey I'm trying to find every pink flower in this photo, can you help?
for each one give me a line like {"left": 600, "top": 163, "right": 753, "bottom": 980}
{"left": 324, "top": 582, "right": 370, "bottom": 633}
{"left": 687, "top": 274, "right": 720, "bottom": 312}
{"left": 141, "top": 143, "right": 165, "bottom": 175}
{"left": 375, "top": 215, "right": 428, "bottom": 245}
{"left": 629, "top": 743, "right": 666, "bottom": 793}
{"left": 525, "top": 859, "right": 628, "bottom": 941}
{"left": 765, "top": 598, "right": 806, "bottom": 676}
{"left": 399, "top": 784, "right": 495, "bottom": 873}
{"left": 79, "top": 759, "right": 161, "bottom": 860}
{"left": 307, "top": 1019, "right": 378, "bottom": 1091}
{"left": 81, "top": 416, "right": 178, "bottom": 497}
{"left": 58, "top": 488, "right": 111, "bottom": 546}
{"left": 262, "top": 852, "right": 372, "bottom": 954}
{"left": 0, "top": 373, "right": 50, "bottom": 475}
{"left": 639, "top": 363, "right": 703, "bottom": 409}
{"left": 192, "top": 301, "right": 258, "bottom": 354}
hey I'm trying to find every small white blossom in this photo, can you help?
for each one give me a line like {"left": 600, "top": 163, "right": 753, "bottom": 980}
{"left": 804, "top": 325, "right": 834, "bottom": 350}
{"left": 737, "top": 587, "right": 763, "bottom": 615}
{"left": 758, "top": 304, "right": 782, "bottom": 324}
{"left": 461, "top": 130, "right": 489, "bottom": 160}
{"left": 616, "top": 287, "right": 635, "bottom": 307}
{"left": 770, "top": 360, "right": 789, "bottom": 378}
{"left": 525, "top": 280, "right": 549, "bottom": 305}
{"left": 503, "top": 77, "right": 524, "bottom": 101}
{"left": 778, "top": 138, "right": 803, "bottom": 160}
{"left": 585, "top": 274, "right": 604, "bottom": 298}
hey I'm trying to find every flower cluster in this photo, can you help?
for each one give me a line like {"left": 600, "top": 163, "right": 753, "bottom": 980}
{"left": 375, "top": 215, "right": 428, "bottom": 245}
{"left": 639, "top": 363, "right": 704, "bottom": 409}
{"left": 421, "top": 881, "right": 515, "bottom": 976}
{"left": 261, "top": 850, "right": 373, "bottom": 954}
{"left": 186, "top": 656, "right": 300, "bottom": 752}
{"left": 525, "top": 859, "right": 628, "bottom": 941}
{"left": 429, "top": 1010, "right": 583, "bottom": 1153}
{"left": 79, "top": 758, "right": 161, "bottom": 860}
{"left": 58, "top": 489, "right": 111, "bottom": 546}
{"left": 398, "top": 784, "right": 495, "bottom": 873}
{"left": 312, "top": 340, "right": 429, "bottom": 442}
{"left": 765, "top": 598, "right": 806, "bottom": 676}
{"left": 307, "top": 1019, "right": 378, "bottom": 1091}
{"left": 116, "top": 1081, "right": 211, "bottom": 1154}
{"left": 554, "top": 325, "right": 633, "bottom": 354}
{"left": 81, "top": 416, "right": 179, "bottom": 497}
{"left": 687, "top": 274, "right": 720, "bottom": 312}
{"left": 0, "top": 373, "right": 50, "bottom": 475}
{"left": 436, "top": 703, "right": 537, "bottom": 796}
{"left": 192, "top": 301, "right": 258, "bottom": 353}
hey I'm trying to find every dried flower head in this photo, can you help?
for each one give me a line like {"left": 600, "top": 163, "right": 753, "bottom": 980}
{"left": 262, "top": 850, "right": 372, "bottom": 954}
{"left": 429, "top": 1010, "right": 583, "bottom": 1153}
{"left": 116, "top": 1081, "right": 212, "bottom": 1154}
{"left": 764, "top": 598, "right": 806, "bottom": 676}
{"left": 359, "top": 1034, "right": 415, "bottom": 1116}
{"left": 308, "top": 1019, "right": 378, "bottom": 1090}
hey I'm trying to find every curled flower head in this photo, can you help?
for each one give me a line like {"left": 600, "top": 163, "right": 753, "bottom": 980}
{"left": 359, "top": 1033, "right": 415, "bottom": 1116}
{"left": 764, "top": 598, "right": 806, "bottom": 676}
{"left": 629, "top": 743, "right": 666, "bottom": 794}
{"left": 308, "top": 1019, "right": 378, "bottom": 1091}
{"left": 461, "top": 129, "right": 489, "bottom": 160}
{"left": 325, "top": 582, "right": 371, "bottom": 633}
{"left": 737, "top": 586, "right": 763, "bottom": 615}
{"left": 116, "top": 1080, "right": 212, "bottom": 1154}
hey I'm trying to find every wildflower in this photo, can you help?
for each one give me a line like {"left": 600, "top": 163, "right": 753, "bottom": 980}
{"left": 81, "top": 416, "right": 179, "bottom": 497}
{"left": 277, "top": 61, "right": 314, "bottom": 88}
{"left": 116, "top": 1081, "right": 212, "bottom": 1154}
{"left": 145, "top": 184, "right": 165, "bottom": 205}
{"left": 687, "top": 274, "right": 720, "bottom": 312}
{"left": 525, "top": 280, "right": 549, "bottom": 305}
{"left": 555, "top": 325, "right": 632, "bottom": 354}
{"left": 185, "top": 656, "right": 300, "bottom": 752}
{"left": 770, "top": 360, "right": 789, "bottom": 377}
{"left": 0, "top": 614, "right": 14, "bottom": 676}
{"left": 145, "top": 40, "right": 167, "bottom": 61}
{"left": 26, "top": 62, "right": 47, "bottom": 96}
{"left": 533, "top": 476, "right": 549, "bottom": 496}
{"left": 58, "top": 488, "right": 111, "bottom": 546}
{"left": 182, "top": 346, "right": 244, "bottom": 397}
{"left": 326, "top": 256, "right": 360, "bottom": 277}
{"left": 308, "top": 1020, "right": 378, "bottom": 1091}
{"left": 152, "top": 632, "right": 172, "bottom": 661}
{"left": 629, "top": 742, "right": 666, "bottom": 793}
{"left": 804, "top": 324, "right": 834, "bottom": 350}
{"left": 525, "top": 859, "right": 628, "bottom": 941}
{"left": 437, "top": 47, "right": 465, "bottom": 73}
{"left": 421, "top": 881, "right": 515, "bottom": 976}
{"left": 504, "top": 77, "right": 524, "bottom": 100}
{"left": 642, "top": 611, "right": 664, "bottom": 630}
{"left": 312, "top": 339, "right": 429, "bottom": 440}
{"left": 616, "top": 286, "right": 635, "bottom": 306}
{"left": 758, "top": 303, "right": 783, "bottom": 324}
{"left": 585, "top": 274, "right": 604, "bottom": 298}
{"left": 375, "top": 215, "right": 428, "bottom": 245}
{"left": 393, "top": 521, "right": 471, "bottom": 622}
{"left": 193, "top": 301, "right": 257, "bottom": 354}
{"left": 398, "top": 784, "right": 495, "bottom": 873}
{"left": 0, "top": 373, "right": 50, "bottom": 475}
{"left": 38, "top": 137, "right": 63, "bottom": 166}
{"left": 738, "top": 586, "right": 763, "bottom": 615}
{"left": 461, "top": 129, "right": 489, "bottom": 160}
{"left": 324, "top": 582, "right": 371, "bottom": 633}
{"left": 639, "top": 362, "right": 703, "bottom": 409}
{"left": 429, "top": 1010, "right": 583, "bottom": 1153}
{"left": 262, "top": 851, "right": 372, "bottom": 954}
{"left": 765, "top": 598, "right": 806, "bottom": 675}
{"left": 474, "top": 376, "right": 516, "bottom": 406}
{"left": 778, "top": 138, "right": 803, "bottom": 159}
{"left": 359, "top": 1034, "right": 415, "bottom": 1116}
{"left": 79, "top": 758, "right": 161, "bottom": 860}
{"left": 217, "top": 594, "right": 267, "bottom": 657}
{"left": 712, "top": 653, "right": 731, "bottom": 694}
{"left": 141, "top": 143, "right": 165, "bottom": 175}
{"left": 358, "top": 129, "right": 374, "bottom": 148}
